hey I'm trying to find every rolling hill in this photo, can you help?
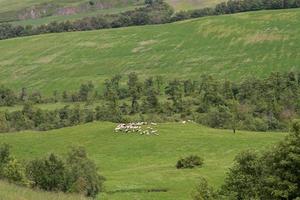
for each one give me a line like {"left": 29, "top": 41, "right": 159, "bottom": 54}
{"left": 0, "top": 181, "right": 87, "bottom": 200}
{"left": 0, "top": 8, "right": 299, "bottom": 94}
{"left": 0, "top": 122, "right": 286, "bottom": 200}
{"left": 0, "top": 0, "right": 141, "bottom": 23}
{"left": 166, "top": 0, "right": 223, "bottom": 10}
{"left": 0, "top": 0, "right": 223, "bottom": 24}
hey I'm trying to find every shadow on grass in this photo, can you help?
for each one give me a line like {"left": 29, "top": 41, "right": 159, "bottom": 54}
{"left": 107, "top": 188, "right": 168, "bottom": 194}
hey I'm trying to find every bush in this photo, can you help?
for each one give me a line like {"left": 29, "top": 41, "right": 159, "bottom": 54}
{"left": 64, "top": 147, "right": 105, "bottom": 197}
{"left": 3, "top": 158, "right": 27, "bottom": 185}
{"left": 176, "top": 155, "right": 204, "bottom": 169}
{"left": 26, "top": 153, "right": 66, "bottom": 191}
{"left": 0, "top": 144, "right": 27, "bottom": 185}
{"left": 0, "top": 143, "right": 11, "bottom": 177}
{"left": 193, "top": 177, "right": 218, "bottom": 200}
{"left": 26, "top": 147, "right": 104, "bottom": 197}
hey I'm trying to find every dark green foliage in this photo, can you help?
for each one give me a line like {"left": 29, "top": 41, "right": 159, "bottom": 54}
{"left": 64, "top": 147, "right": 105, "bottom": 197}
{"left": 0, "top": 144, "right": 27, "bottom": 185}
{"left": 0, "top": 144, "right": 10, "bottom": 171}
{"left": 221, "top": 150, "right": 263, "bottom": 199}
{"left": 165, "top": 79, "right": 184, "bottom": 113}
{"left": 1, "top": 71, "right": 300, "bottom": 133}
{"left": 172, "top": 0, "right": 300, "bottom": 22}
{"left": 0, "top": 86, "right": 16, "bottom": 106}
{"left": 128, "top": 72, "right": 142, "bottom": 114}
{"left": 176, "top": 155, "right": 204, "bottom": 169}
{"left": 26, "top": 154, "right": 65, "bottom": 191}
{"left": 221, "top": 120, "right": 300, "bottom": 199}
{"left": 25, "top": 147, "right": 104, "bottom": 197}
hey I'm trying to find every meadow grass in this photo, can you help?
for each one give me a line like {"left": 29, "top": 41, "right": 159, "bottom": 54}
{"left": 10, "top": 6, "right": 140, "bottom": 26}
{"left": 0, "top": 9, "right": 299, "bottom": 94}
{"left": 0, "top": 122, "right": 286, "bottom": 199}
{"left": 165, "top": 0, "right": 223, "bottom": 10}
{"left": 0, "top": 181, "right": 88, "bottom": 200}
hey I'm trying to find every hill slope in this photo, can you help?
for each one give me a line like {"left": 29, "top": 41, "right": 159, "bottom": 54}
{"left": 166, "top": 0, "right": 222, "bottom": 10}
{"left": 0, "top": 122, "right": 285, "bottom": 200}
{"left": 0, "top": 9, "right": 299, "bottom": 94}
{"left": 0, "top": 181, "right": 86, "bottom": 200}
{"left": 0, "top": 0, "right": 140, "bottom": 23}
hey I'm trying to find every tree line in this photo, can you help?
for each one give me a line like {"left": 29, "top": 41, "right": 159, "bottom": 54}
{"left": 172, "top": 0, "right": 300, "bottom": 21}
{"left": 0, "top": 0, "right": 173, "bottom": 40}
{"left": 0, "top": 71, "right": 299, "bottom": 133}
{"left": 1, "top": 0, "right": 300, "bottom": 40}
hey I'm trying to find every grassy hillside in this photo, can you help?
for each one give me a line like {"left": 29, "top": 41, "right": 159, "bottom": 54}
{"left": 0, "top": 0, "right": 221, "bottom": 14}
{"left": 0, "top": 8, "right": 299, "bottom": 94}
{"left": 0, "top": 0, "right": 140, "bottom": 23}
{"left": 0, "top": 0, "right": 86, "bottom": 13}
{"left": 0, "top": 181, "right": 87, "bottom": 200}
{"left": 11, "top": 5, "right": 139, "bottom": 26}
{"left": 0, "top": 122, "right": 285, "bottom": 200}
{"left": 166, "top": 0, "right": 222, "bottom": 10}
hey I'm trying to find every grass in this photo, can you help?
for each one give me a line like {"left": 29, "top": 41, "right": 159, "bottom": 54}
{"left": 10, "top": 6, "right": 141, "bottom": 26}
{"left": 0, "top": 0, "right": 140, "bottom": 23}
{"left": 0, "top": 122, "right": 286, "bottom": 199}
{"left": 0, "top": 181, "right": 88, "bottom": 200}
{"left": 166, "top": 0, "right": 223, "bottom": 11}
{"left": 0, "top": 0, "right": 86, "bottom": 13}
{"left": 0, "top": 8, "right": 299, "bottom": 94}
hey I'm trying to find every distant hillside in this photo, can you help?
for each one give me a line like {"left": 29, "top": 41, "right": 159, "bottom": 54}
{"left": 0, "top": 0, "right": 141, "bottom": 23}
{"left": 166, "top": 0, "right": 223, "bottom": 10}
{"left": 0, "top": 0, "right": 224, "bottom": 24}
{"left": 0, "top": 8, "right": 299, "bottom": 94}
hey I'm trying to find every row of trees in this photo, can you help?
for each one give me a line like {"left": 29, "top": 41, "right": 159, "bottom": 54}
{"left": 172, "top": 0, "right": 300, "bottom": 21}
{"left": 2, "top": 0, "right": 300, "bottom": 40}
{"left": 0, "top": 71, "right": 300, "bottom": 133}
{"left": 193, "top": 120, "right": 300, "bottom": 200}
{"left": 0, "top": 145, "right": 104, "bottom": 197}
{"left": 0, "top": 0, "right": 173, "bottom": 40}
{"left": 101, "top": 71, "right": 300, "bottom": 132}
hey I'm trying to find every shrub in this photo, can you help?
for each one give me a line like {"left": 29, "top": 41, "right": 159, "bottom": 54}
{"left": 3, "top": 158, "right": 27, "bottom": 185}
{"left": 193, "top": 177, "right": 218, "bottom": 200}
{"left": 176, "top": 155, "right": 204, "bottom": 169}
{"left": 0, "top": 143, "right": 11, "bottom": 176}
{"left": 26, "top": 153, "right": 66, "bottom": 191}
{"left": 64, "top": 147, "right": 105, "bottom": 197}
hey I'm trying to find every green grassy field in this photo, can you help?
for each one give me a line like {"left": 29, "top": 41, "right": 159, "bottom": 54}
{"left": 10, "top": 5, "right": 140, "bottom": 26}
{"left": 166, "top": 0, "right": 223, "bottom": 10}
{"left": 0, "top": 122, "right": 286, "bottom": 199}
{"left": 0, "top": 9, "right": 299, "bottom": 94}
{"left": 0, "top": 0, "right": 87, "bottom": 13}
{"left": 0, "top": 181, "right": 88, "bottom": 200}
{"left": 0, "top": 0, "right": 140, "bottom": 23}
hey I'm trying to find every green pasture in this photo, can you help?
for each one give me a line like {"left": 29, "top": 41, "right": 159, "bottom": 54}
{"left": 0, "top": 9, "right": 299, "bottom": 94}
{"left": 0, "top": 122, "right": 286, "bottom": 199}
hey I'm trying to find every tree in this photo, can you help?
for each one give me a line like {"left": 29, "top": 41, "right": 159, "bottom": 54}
{"left": 165, "top": 79, "right": 183, "bottom": 112}
{"left": 64, "top": 147, "right": 105, "bottom": 197}
{"left": 79, "top": 82, "right": 94, "bottom": 102}
{"left": 128, "top": 72, "right": 141, "bottom": 114}
{"left": 0, "top": 112, "right": 9, "bottom": 133}
{"left": 221, "top": 120, "right": 300, "bottom": 199}
{"left": 26, "top": 153, "right": 65, "bottom": 191}
{"left": 221, "top": 150, "right": 263, "bottom": 199}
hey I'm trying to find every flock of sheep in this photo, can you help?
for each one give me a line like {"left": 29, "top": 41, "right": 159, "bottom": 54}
{"left": 114, "top": 122, "right": 159, "bottom": 136}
